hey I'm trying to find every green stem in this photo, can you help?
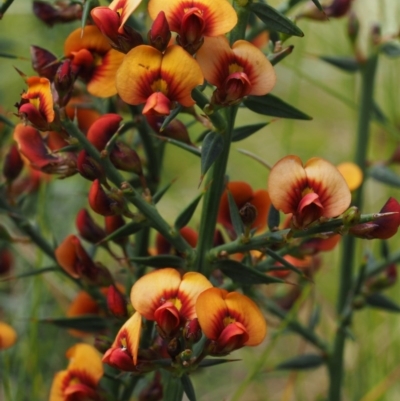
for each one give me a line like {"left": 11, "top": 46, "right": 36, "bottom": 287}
{"left": 328, "top": 53, "right": 379, "bottom": 401}
{"left": 0, "top": 0, "right": 14, "bottom": 18}
{"left": 61, "top": 119, "right": 194, "bottom": 259}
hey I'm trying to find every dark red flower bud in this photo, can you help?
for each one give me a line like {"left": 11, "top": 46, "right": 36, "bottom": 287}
{"left": 33, "top": 0, "right": 83, "bottom": 26}
{"left": 30, "top": 45, "right": 61, "bottom": 80}
{"left": 177, "top": 9, "right": 205, "bottom": 54}
{"left": 148, "top": 11, "right": 171, "bottom": 52}
{"left": 103, "top": 347, "right": 137, "bottom": 371}
{"left": 77, "top": 150, "right": 106, "bottom": 182}
{"left": 107, "top": 285, "right": 128, "bottom": 317}
{"left": 105, "top": 215, "right": 127, "bottom": 244}
{"left": 146, "top": 115, "right": 192, "bottom": 145}
{"left": 54, "top": 59, "right": 75, "bottom": 106}
{"left": 350, "top": 198, "right": 400, "bottom": 239}
{"left": 76, "top": 208, "right": 106, "bottom": 244}
{"left": 239, "top": 202, "right": 258, "bottom": 227}
{"left": 184, "top": 318, "right": 202, "bottom": 344}
{"left": 89, "top": 179, "right": 125, "bottom": 216}
{"left": 110, "top": 142, "right": 142, "bottom": 174}
{"left": 0, "top": 248, "right": 13, "bottom": 276}
{"left": 155, "top": 227, "right": 198, "bottom": 255}
{"left": 3, "top": 144, "right": 24, "bottom": 182}
{"left": 325, "top": 0, "right": 353, "bottom": 18}
{"left": 87, "top": 114, "right": 123, "bottom": 151}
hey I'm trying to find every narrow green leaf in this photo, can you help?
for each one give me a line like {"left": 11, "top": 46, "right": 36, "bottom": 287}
{"left": 250, "top": 3, "right": 304, "bottom": 37}
{"left": 263, "top": 248, "right": 303, "bottom": 276}
{"left": 319, "top": 56, "right": 359, "bottom": 72}
{"left": 153, "top": 180, "right": 175, "bottom": 204}
{"left": 39, "top": 315, "right": 108, "bottom": 332}
{"left": 380, "top": 41, "right": 400, "bottom": 58}
{"left": 275, "top": 354, "right": 325, "bottom": 370}
{"left": 201, "top": 131, "right": 224, "bottom": 177}
{"left": 129, "top": 255, "right": 186, "bottom": 268}
{"left": 244, "top": 94, "right": 312, "bottom": 120}
{"left": 0, "top": 266, "right": 57, "bottom": 282}
{"left": 0, "top": 113, "right": 15, "bottom": 128}
{"left": 160, "top": 105, "right": 182, "bottom": 131}
{"left": 310, "top": 0, "right": 324, "bottom": 12}
{"left": 80, "top": 0, "right": 94, "bottom": 31}
{"left": 154, "top": 134, "right": 201, "bottom": 157}
{"left": 369, "top": 165, "right": 400, "bottom": 188}
{"left": 372, "top": 102, "right": 388, "bottom": 123}
{"left": 268, "top": 204, "right": 280, "bottom": 230}
{"left": 198, "top": 358, "right": 240, "bottom": 367}
{"left": 195, "top": 130, "right": 210, "bottom": 143}
{"left": 365, "top": 293, "right": 400, "bottom": 313}
{"left": 181, "top": 375, "right": 196, "bottom": 401}
{"left": 99, "top": 220, "right": 148, "bottom": 243}
{"left": 175, "top": 192, "right": 203, "bottom": 230}
{"left": 380, "top": 240, "right": 389, "bottom": 260}
{"left": 216, "top": 259, "right": 285, "bottom": 284}
{"left": 308, "top": 304, "right": 321, "bottom": 330}
{"left": 232, "top": 123, "right": 268, "bottom": 142}
{"left": 227, "top": 191, "right": 244, "bottom": 236}
{"left": 268, "top": 45, "right": 294, "bottom": 66}
{"left": 0, "top": 52, "right": 28, "bottom": 60}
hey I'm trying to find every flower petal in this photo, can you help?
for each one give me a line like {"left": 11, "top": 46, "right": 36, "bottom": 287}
{"left": 268, "top": 155, "right": 307, "bottom": 214}
{"left": 304, "top": 157, "right": 351, "bottom": 217}
{"left": 250, "top": 189, "right": 271, "bottom": 231}
{"left": 0, "top": 321, "right": 17, "bottom": 350}
{"left": 232, "top": 40, "right": 276, "bottom": 96}
{"left": 64, "top": 25, "right": 110, "bottom": 56}
{"left": 49, "top": 370, "right": 69, "bottom": 401}
{"left": 224, "top": 292, "right": 266, "bottom": 346}
{"left": 337, "top": 161, "right": 363, "bottom": 191}
{"left": 177, "top": 272, "right": 213, "bottom": 320}
{"left": 109, "top": 0, "right": 142, "bottom": 31}
{"left": 66, "top": 343, "right": 103, "bottom": 383}
{"left": 130, "top": 268, "right": 182, "bottom": 319}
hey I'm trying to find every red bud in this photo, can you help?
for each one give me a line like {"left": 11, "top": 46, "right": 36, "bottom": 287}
{"left": 76, "top": 208, "right": 106, "bottom": 244}
{"left": 107, "top": 285, "right": 128, "bottom": 317}
{"left": 87, "top": 114, "right": 122, "bottom": 151}
{"left": 3, "top": 144, "right": 24, "bottom": 182}
{"left": 148, "top": 11, "right": 171, "bottom": 52}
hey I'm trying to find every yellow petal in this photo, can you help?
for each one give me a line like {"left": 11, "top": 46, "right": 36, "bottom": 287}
{"left": 178, "top": 272, "right": 213, "bottom": 320}
{"left": 130, "top": 268, "right": 182, "bottom": 319}
{"left": 49, "top": 370, "right": 69, "bottom": 401}
{"left": 116, "top": 45, "right": 163, "bottom": 105}
{"left": 0, "top": 321, "right": 17, "bottom": 350}
{"left": 232, "top": 40, "right": 276, "bottom": 96}
{"left": 337, "top": 161, "right": 363, "bottom": 191}
{"left": 268, "top": 155, "right": 307, "bottom": 214}
{"left": 109, "top": 0, "right": 143, "bottom": 31}
{"left": 64, "top": 26, "right": 110, "bottom": 56}
{"left": 304, "top": 157, "right": 351, "bottom": 217}
{"left": 66, "top": 343, "right": 103, "bottom": 383}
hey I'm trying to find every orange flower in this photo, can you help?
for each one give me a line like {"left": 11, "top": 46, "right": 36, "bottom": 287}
{"left": 116, "top": 44, "right": 203, "bottom": 115}
{"left": 130, "top": 268, "right": 212, "bottom": 337}
{"left": 196, "top": 288, "right": 266, "bottom": 355}
{"left": 64, "top": 25, "right": 125, "bottom": 97}
{"left": 337, "top": 161, "right": 363, "bottom": 191}
{"left": 196, "top": 36, "right": 276, "bottom": 106}
{"left": 49, "top": 343, "right": 103, "bottom": 401}
{"left": 268, "top": 155, "right": 351, "bottom": 228}
{"left": 148, "top": 0, "right": 237, "bottom": 54}
{"left": 65, "top": 96, "right": 102, "bottom": 134}
{"left": 17, "top": 76, "right": 55, "bottom": 130}
{"left": 0, "top": 321, "right": 17, "bottom": 350}
{"left": 218, "top": 181, "right": 270, "bottom": 235}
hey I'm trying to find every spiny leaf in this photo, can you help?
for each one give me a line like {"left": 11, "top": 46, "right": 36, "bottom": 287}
{"left": 154, "top": 134, "right": 201, "bottom": 157}
{"left": 216, "top": 259, "right": 285, "bottom": 284}
{"left": 153, "top": 180, "right": 176, "bottom": 204}
{"left": 311, "top": 0, "right": 324, "bottom": 12}
{"left": 99, "top": 220, "right": 148, "bottom": 244}
{"left": 0, "top": 266, "right": 57, "bottom": 282}
{"left": 365, "top": 293, "right": 400, "bottom": 313}
{"left": 268, "top": 45, "right": 294, "bottom": 66}
{"left": 129, "top": 255, "right": 186, "bottom": 268}
{"left": 160, "top": 105, "right": 182, "bottom": 131}
{"left": 39, "top": 315, "right": 108, "bottom": 332}
{"left": 319, "top": 56, "right": 359, "bottom": 72}
{"left": 275, "top": 354, "right": 325, "bottom": 370}
{"left": 181, "top": 375, "right": 196, "bottom": 401}
{"left": 227, "top": 191, "right": 244, "bottom": 236}
{"left": 380, "top": 41, "right": 400, "bottom": 58}
{"left": 232, "top": 123, "right": 268, "bottom": 142}
{"left": 244, "top": 94, "right": 312, "bottom": 120}
{"left": 0, "top": 113, "right": 15, "bottom": 128}
{"left": 369, "top": 165, "right": 400, "bottom": 188}
{"left": 201, "top": 131, "right": 224, "bottom": 178}
{"left": 81, "top": 0, "right": 94, "bottom": 33}
{"left": 175, "top": 192, "right": 203, "bottom": 230}
{"left": 250, "top": 3, "right": 304, "bottom": 37}
{"left": 198, "top": 358, "right": 240, "bottom": 367}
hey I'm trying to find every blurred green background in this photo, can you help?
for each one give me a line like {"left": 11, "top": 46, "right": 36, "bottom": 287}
{"left": 1, "top": 1, "right": 400, "bottom": 400}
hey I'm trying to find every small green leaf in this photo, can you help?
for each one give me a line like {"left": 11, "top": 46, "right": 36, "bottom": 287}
{"left": 308, "top": 304, "right": 321, "bottom": 330}
{"left": 369, "top": 165, "right": 400, "bottom": 188}
{"left": 99, "top": 220, "right": 148, "bottom": 243}
{"left": 227, "top": 191, "right": 244, "bottom": 236}
{"left": 0, "top": 266, "right": 57, "bottom": 282}
{"left": 195, "top": 130, "right": 210, "bottom": 143}
{"left": 216, "top": 259, "right": 285, "bottom": 284}
{"left": 268, "top": 204, "right": 280, "bottom": 230}
{"left": 81, "top": 0, "right": 95, "bottom": 32}
{"left": 201, "top": 132, "right": 224, "bottom": 177}
{"left": 129, "top": 255, "right": 186, "bottom": 268}
{"left": 275, "top": 354, "right": 325, "bottom": 370}
{"left": 310, "top": 0, "right": 324, "bottom": 12}
{"left": 268, "top": 45, "right": 294, "bottom": 66}
{"left": 181, "top": 375, "right": 196, "bottom": 401}
{"left": 372, "top": 102, "right": 388, "bottom": 123}
{"left": 380, "top": 41, "right": 400, "bottom": 58}
{"left": 250, "top": 3, "right": 304, "bottom": 37}
{"left": 198, "top": 358, "right": 240, "bottom": 367}
{"left": 319, "top": 56, "right": 359, "bottom": 72}
{"left": 175, "top": 192, "right": 203, "bottom": 230}
{"left": 365, "top": 293, "right": 400, "bottom": 313}
{"left": 154, "top": 134, "right": 201, "bottom": 157}
{"left": 40, "top": 315, "right": 108, "bottom": 332}
{"left": 232, "top": 123, "right": 268, "bottom": 142}
{"left": 153, "top": 180, "right": 175, "bottom": 204}
{"left": 160, "top": 105, "right": 182, "bottom": 131}
{"left": 0, "top": 113, "right": 15, "bottom": 128}
{"left": 244, "top": 94, "right": 312, "bottom": 120}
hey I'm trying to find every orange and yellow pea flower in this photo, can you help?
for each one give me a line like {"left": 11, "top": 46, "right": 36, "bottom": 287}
{"left": 116, "top": 44, "right": 203, "bottom": 115}
{"left": 0, "top": 321, "right": 17, "bottom": 350}
{"left": 196, "top": 36, "right": 276, "bottom": 106}
{"left": 196, "top": 288, "right": 266, "bottom": 355}
{"left": 49, "top": 343, "right": 103, "bottom": 401}
{"left": 64, "top": 25, "right": 125, "bottom": 97}
{"left": 336, "top": 161, "right": 363, "bottom": 192}
{"left": 148, "top": 0, "right": 237, "bottom": 54}
{"left": 268, "top": 155, "right": 351, "bottom": 228}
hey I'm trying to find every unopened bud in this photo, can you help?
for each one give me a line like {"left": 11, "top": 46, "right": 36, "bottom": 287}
{"left": 76, "top": 208, "right": 106, "bottom": 244}
{"left": 3, "top": 144, "right": 24, "bottom": 182}
{"left": 77, "top": 150, "right": 106, "bottom": 183}
{"left": 105, "top": 215, "right": 127, "bottom": 244}
{"left": 54, "top": 59, "right": 74, "bottom": 106}
{"left": 87, "top": 114, "right": 122, "bottom": 151}
{"left": 110, "top": 142, "right": 143, "bottom": 174}
{"left": 239, "top": 202, "right": 258, "bottom": 227}
{"left": 30, "top": 45, "right": 60, "bottom": 80}
{"left": 88, "top": 180, "right": 125, "bottom": 216}
{"left": 148, "top": 11, "right": 171, "bottom": 52}
{"left": 184, "top": 318, "right": 202, "bottom": 344}
{"left": 33, "top": 0, "right": 83, "bottom": 26}
{"left": 107, "top": 284, "right": 128, "bottom": 318}
{"left": 94, "top": 335, "right": 113, "bottom": 353}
